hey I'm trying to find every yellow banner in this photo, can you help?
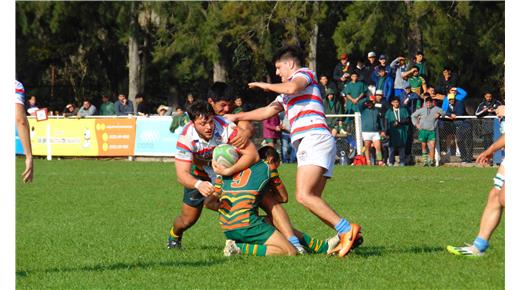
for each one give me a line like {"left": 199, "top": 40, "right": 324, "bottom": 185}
{"left": 29, "top": 119, "right": 99, "bottom": 156}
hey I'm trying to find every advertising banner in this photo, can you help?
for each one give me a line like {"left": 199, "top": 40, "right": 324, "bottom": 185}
{"left": 134, "top": 117, "right": 180, "bottom": 156}
{"left": 27, "top": 118, "right": 136, "bottom": 156}
{"left": 95, "top": 118, "right": 136, "bottom": 156}
{"left": 28, "top": 119, "right": 98, "bottom": 156}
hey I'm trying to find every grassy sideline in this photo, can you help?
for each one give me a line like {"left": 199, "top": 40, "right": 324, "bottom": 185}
{"left": 16, "top": 159, "right": 504, "bottom": 289}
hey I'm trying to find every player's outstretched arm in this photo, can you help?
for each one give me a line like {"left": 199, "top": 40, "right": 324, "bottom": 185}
{"left": 225, "top": 100, "right": 283, "bottom": 122}
{"left": 249, "top": 76, "right": 306, "bottom": 95}
{"left": 476, "top": 134, "right": 505, "bottom": 166}
{"left": 15, "top": 103, "right": 33, "bottom": 183}
{"left": 175, "top": 159, "right": 214, "bottom": 196}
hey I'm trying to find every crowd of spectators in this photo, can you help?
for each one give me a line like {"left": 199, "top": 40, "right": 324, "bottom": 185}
{"left": 318, "top": 51, "right": 503, "bottom": 166}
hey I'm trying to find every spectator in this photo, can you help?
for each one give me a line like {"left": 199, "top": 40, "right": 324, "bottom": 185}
{"left": 441, "top": 86, "right": 467, "bottom": 112}
{"left": 374, "top": 90, "right": 390, "bottom": 164}
{"left": 475, "top": 92, "right": 502, "bottom": 118}
{"left": 371, "top": 54, "right": 392, "bottom": 86}
{"left": 403, "top": 65, "right": 427, "bottom": 96}
{"left": 385, "top": 97, "right": 410, "bottom": 166}
{"left": 402, "top": 85, "right": 421, "bottom": 113}
{"left": 390, "top": 56, "right": 410, "bottom": 98}
{"left": 333, "top": 53, "right": 351, "bottom": 91}
{"left": 411, "top": 96, "right": 445, "bottom": 166}
{"left": 358, "top": 96, "right": 385, "bottom": 166}
{"left": 445, "top": 94, "right": 473, "bottom": 163}
{"left": 99, "top": 95, "right": 115, "bottom": 115}
{"left": 353, "top": 59, "right": 373, "bottom": 87}
{"left": 318, "top": 75, "right": 337, "bottom": 99}
{"left": 77, "top": 99, "right": 97, "bottom": 117}
{"left": 262, "top": 114, "right": 281, "bottom": 148}
{"left": 115, "top": 94, "right": 134, "bottom": 115}
{"left": 341, "top": 71, "right": 367, "bottom": 120}
{"left": 184, "top": 93, "right": 195, "bottom": 108}
{"left": 367, "top": 51, "right": 378, "bottom": 71}
{"left": 436, "top": 66, "right": 459, "bottom": 97}
{"left": 279, "top": 111, "right": 296, "bottom": 163}
{"left": 27, "top": 95, "right": 39, "bottom": 116}
{"left": 233, "top": 96, "right": 244, "bottom": 113}
{"left": 135, "top": 93, "right": 151, "bottom": 116}
{"left": 427, "top": 86, "right": 443, "bottom": 108}
{"left": 324, "top": 88, "right": 344, "bottom": 137}
{"left": 63, "top": 103, "right": 79, "bottom": 117}
{"left": 156, "top": 105, "right": 169, "bottom": 116}
{"left": 413, "top": 51, "right": 428, "bottom": 81}
{"left": 375, "top": 65, "right": 394, "bottom": 102}
{"left": 169, "top": 106, "right": 190, "bottom": 133}
{"left": 476, "top": 92, "right": 502, "bottom": 154}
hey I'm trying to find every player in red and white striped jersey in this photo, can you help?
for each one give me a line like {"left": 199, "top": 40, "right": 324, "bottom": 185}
{"left": 225, "top": 46, "right": 362, "bottom": 257}
{"left": 15, "top": 80, "right": 33, "bottom": 183}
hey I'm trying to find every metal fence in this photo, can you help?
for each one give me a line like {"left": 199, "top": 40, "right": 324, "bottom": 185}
{"left": 254, "top": 114, "right": 503, "bottom": 166}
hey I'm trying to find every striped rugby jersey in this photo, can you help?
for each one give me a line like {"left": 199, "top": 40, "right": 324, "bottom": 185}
{"left": 274, "top": 68, "right": 330, "bottom": 142}
{"left": 175, "top": 115, "right": 237, "bottom": 182}
{"left": 15, "top": 80, "right": 25, "bottom": 105}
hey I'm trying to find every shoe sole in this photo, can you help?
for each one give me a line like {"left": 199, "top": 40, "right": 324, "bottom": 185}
{"left": 336, "top": 224, "right": 361, "bottom": 257}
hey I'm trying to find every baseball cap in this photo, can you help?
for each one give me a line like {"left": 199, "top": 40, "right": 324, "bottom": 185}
{"left": 340, "top": 53, "right": 348, "bottom": 60}
{"left": 375, "top": 89, "right": 383, "bottom": 96}
{"left": 368, "top": 51, "right": 376, "bottom": 58}
{"left": 379, "top": 54, "right": 386, "bottom": 60}
{"left": 447, "top": 93, "right": 456, "bottom": 100}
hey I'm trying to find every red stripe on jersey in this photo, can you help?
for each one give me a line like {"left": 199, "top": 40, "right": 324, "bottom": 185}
{"left": 175, "top": 158, "right": 192, "bottom": 163}
{"left": 227, "top": 128, "right": 238, "bottom": 143}
{"left": 287, "top": 94, "right": 322, "bottom": 108}
{"left": 289, "top": 110, "right": 325, "bottom": 125}
{"left": 176, "top": 142, "right": 191, "bottom": 152}
{"left": 214, "top": 116, "right": 226, "bottom": 126}
{"left": 193, "top": 146, "right": 215, "bottom": 155}
{"left": 291, "top": 123, "right": 329, "bottom": 134}
{"left": 15, "top": 88, "right": 24, "bottom": 94}
{"left": 299, "top": 70, "right": 318, "bottom": 85}
{"left": 180, "top": 122, "right": 193, "bottom": 135}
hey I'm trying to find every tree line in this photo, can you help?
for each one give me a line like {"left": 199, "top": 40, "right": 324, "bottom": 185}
{"left": 16, "top": 1, "right": 504, "bottom": 112}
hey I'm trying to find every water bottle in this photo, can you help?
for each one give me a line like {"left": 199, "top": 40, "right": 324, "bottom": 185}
{"left": 340, "top": 151, "right": 347, "bottom": 165}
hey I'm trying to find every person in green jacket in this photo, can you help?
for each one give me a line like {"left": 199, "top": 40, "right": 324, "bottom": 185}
{"left": 169, "top": 106, "right": 190, "bottom": 133}
{"left": 385, "top": 97, "right": 410, "bottom": 166}
{"left": 323, "top": 88, "right": 344, "bottom": 137}
{"left": 358, "top": 96, "right": 385, "bottom": 166}
{"left": 341, "top": 72, "right": 367, "bottom": 127}
{"left": 99, "top": 95, "right": 116, "bottom": 115}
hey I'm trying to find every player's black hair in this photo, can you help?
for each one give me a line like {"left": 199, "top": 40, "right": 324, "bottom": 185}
{"left": 273, "top": 45, "right": 305, "bottom": 67}
{"left": 187, "top": 100, "right": 214, "bottom": 121}
{"left": 258, "top": 146, "right": 280, "bottom": 164}
{"left": 424, "top": 95, "right": 433, "bottom": 102}
{"left": 207, "top": 82, "right": 235, "bottom": 103}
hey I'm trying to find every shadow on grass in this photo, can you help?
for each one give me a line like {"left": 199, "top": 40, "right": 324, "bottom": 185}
{"left": 17, "top": 258, "right": 226, "bottom": 278}
{"left": 352, "top": 245, "right": 444, "bottom": 257}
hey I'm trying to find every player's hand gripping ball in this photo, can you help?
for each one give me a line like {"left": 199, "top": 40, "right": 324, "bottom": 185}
{"left": 212, "top": 144, "right": 239, "bottom": 169}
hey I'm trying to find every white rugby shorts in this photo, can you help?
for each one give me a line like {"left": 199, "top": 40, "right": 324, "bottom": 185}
{"left": 293, "top": 134, "right": 335, "bottom": 178}
{"left": 362, "top": 132, "right": 381, "bottom": 142}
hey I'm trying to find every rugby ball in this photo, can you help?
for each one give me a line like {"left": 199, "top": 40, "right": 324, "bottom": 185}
{"left": 212, "top": 144, "right": 239, "bottom": 168}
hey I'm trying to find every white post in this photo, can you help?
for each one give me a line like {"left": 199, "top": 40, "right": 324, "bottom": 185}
{"left": 435, "top": 125, "right": 440, "bottom": 167}
{"left": 46, "top": 123, "right": 52, "bottom": 161}
{"left": 354, "top": 112, "right": 363, "bottom": 155}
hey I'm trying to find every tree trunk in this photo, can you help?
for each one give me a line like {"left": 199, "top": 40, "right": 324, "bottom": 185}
{"left": 128, "top": 3, "right": 141, "bottom": 113}
{"left": 405, "top": 1, "right": 423, "bottom": 58}
{"left": 308, "top": 22, "right": 318, "bottom": 71}
{"left": 213, "top": 58, "right": 227, "bottom": 83}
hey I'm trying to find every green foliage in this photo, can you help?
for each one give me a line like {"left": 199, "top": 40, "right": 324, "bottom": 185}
{"left": 16, "top": 159, "right": 504, "bottom": 289}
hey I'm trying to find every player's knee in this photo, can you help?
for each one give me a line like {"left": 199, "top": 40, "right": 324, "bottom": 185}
{"left": 295, "top": 192, "right": 310, "bottom": 206}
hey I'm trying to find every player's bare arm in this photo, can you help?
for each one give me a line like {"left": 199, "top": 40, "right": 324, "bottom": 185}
{"left": 229, "top": 121, "right": 254, "bottom": 149}
{"left": 225, "top": 100, "right": 283, "bottom": 122}
{"left": 175, "top": 159, "right": 214, "bottom": 196}
{"left": 15, "top": 103, "right": 33, "bottom": 183}
{"left": 248, "top": 76, "right": 307, "bottom": 95}
{"left": 476, "top": 134, "right": 505, "bottom": 166}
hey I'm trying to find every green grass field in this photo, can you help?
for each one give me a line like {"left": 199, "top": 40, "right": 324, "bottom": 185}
{"left": 16, "top": 158, "right": 504, "bottom": 289}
